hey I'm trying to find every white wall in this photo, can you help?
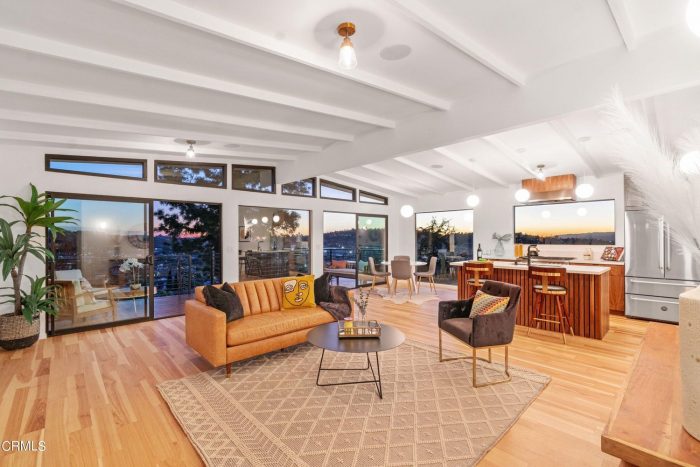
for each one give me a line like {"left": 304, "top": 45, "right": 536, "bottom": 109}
{"left": 394, "top": 172, "right": 625, "bottom": 261}
{"left": 0, "top": 145, "right": 397, "bottom": 335}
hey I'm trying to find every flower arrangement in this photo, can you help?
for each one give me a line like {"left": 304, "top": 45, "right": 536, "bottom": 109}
{"left": 119, "top": 258, "right": 144, "bottom": 289}
{"left": 354, "top": 288, "right": 370, "bottom": 322}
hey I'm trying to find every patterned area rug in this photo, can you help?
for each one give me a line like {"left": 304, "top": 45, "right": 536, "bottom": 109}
{"left": 159, "top": 340, "right": 550, "bottom": 466}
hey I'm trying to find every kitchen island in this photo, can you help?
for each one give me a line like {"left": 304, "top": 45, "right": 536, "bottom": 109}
{"left": 453, "top": 261, "right": 611, "bottom": 339}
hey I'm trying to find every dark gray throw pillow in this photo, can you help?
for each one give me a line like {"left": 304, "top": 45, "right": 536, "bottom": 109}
{"left": 314, "top": 273, "right": 332, "bottom": 303}
{"left": 203, "top": 284, "right": 244, "bottom": 322}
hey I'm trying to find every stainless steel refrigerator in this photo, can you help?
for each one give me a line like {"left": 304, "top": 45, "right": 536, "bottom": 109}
{"left": 625, "top": 210, "right": 700, "bottom": 323}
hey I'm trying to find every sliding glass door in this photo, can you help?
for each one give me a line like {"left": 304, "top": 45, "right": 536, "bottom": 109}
{"left": 48, "top": 194, "right": 223, "bottom": 334}
{"left": 357, "top": 215, "right": 388, "bottom": 287}
{"left": 323, "top": 212, "right": 388, "bottom": 288}
{"left": 153, "top": 200, "right": 222, "bottom": 318}
{"left": 49, "top": 195, "right": 152, "bottom": 334}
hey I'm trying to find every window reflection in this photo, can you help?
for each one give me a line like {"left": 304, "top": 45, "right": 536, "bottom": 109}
{"left": 239, "top": 206, "right": 310, "bottom": 280}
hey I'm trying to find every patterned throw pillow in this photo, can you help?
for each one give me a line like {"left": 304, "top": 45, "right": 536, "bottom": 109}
{"left": 281, "top": 275, "right": 316, "bottom": 309}
{"left": 469, "top": 290, "right": 510, "bottom": 318}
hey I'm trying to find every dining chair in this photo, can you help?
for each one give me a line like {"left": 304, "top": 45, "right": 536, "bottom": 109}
{"left": 527, "top": 266, "right": 574, "bottom": 344}
{"left": 393, "top": 255, "right": 410, "bottom": 261}
{"left": 368, "top": 257, "right": 391, "bottom": 293}
{"left": 390, "top": 260, "right": 415, "bottom": 298}
{"left": 414, "top": 256, "right": 438, "bottom": 294}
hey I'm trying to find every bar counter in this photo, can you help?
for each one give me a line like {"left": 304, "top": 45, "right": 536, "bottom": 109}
{"left": 453, "top": 261, "right": 611, "bottom": 339}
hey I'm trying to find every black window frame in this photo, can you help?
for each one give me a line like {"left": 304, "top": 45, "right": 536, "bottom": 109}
{"left": 45, "top": 154, "right": 147, "bottom": 181}
{"left": 281, "top": 177, "right": 317, "bottom": 198}
{"left": 358, "top": 190, "right": 388, "bottom": 205}
{"left": 319, "top": 179, "right": 356, "bottom": 202}
{"left": 154, "top": 160, "right": 227, "bottom": 189}
{"left": 231, "top": 164, "right": 276, "bottom": 194}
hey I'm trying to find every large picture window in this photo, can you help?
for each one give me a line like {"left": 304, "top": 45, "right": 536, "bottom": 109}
{"left": 320, "top": 179, "right": 356, "bottom": 201}
{"left": 282, "top": 178, "right": 316, "bottom": 198}
{"left": 232, "top": 165, "right": 275, "bottom": 193}
{"left": 155, "top": 161, "right": 226, "bottom": 188}
{"left": 239, "top": 206, "right": 310, "bottom": 281}
{"left": 514, "top": 200, "right": 615, "bottom": 245}
{"left": 415, "top": 209, "right": 474, "bottom": 285}
{"left": 45, "top": 155, "right": 146, "bottom": 180}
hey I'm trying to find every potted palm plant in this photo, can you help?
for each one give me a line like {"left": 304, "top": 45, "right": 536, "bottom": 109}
{"left": 0, "top": 185, "right": 73, "bottom": 350}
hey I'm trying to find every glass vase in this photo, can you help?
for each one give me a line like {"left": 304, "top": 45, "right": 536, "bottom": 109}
{"left": 494, "top": 240, "right": 505, "bottom": 257}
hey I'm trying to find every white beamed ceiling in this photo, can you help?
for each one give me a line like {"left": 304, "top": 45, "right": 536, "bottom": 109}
{"left": 0, "top": 0, "right": 699, "bottom": 191}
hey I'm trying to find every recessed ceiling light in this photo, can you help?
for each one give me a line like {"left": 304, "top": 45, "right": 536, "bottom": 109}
{"left": 430, "top": 164, "right": 443, "bottom": 169}
{"left": 379, "top": 44, "right": 412, "bottom": 61}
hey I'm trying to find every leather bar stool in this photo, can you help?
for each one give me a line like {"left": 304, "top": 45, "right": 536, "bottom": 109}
{"left": 462, "top": 261, "right": 493, "bottom": 297}
{"left": 527, "top": 266, "right": 575, "bottom": 344}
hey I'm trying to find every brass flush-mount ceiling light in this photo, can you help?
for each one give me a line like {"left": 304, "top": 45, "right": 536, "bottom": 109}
{"left": 337, "top": 22, "right": 357, "bottom": 70}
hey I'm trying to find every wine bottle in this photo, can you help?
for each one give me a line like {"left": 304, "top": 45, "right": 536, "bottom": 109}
{"left": 476, "top": 243, "right": 483, "bottom": 260}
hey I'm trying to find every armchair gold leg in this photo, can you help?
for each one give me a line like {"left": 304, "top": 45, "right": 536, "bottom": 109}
{"left": 438, "top": 330, "right": 512, "bottom": 388}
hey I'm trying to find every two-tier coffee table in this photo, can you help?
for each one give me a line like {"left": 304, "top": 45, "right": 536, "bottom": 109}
{"left": 307, "top": 322, "right": 405, "bottom": 399}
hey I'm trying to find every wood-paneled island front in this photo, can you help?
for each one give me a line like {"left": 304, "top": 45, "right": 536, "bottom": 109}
{"left": 454, "top": 261, "right": 610, "bottom": 339}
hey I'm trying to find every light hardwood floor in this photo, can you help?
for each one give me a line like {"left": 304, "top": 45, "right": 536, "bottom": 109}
{"left": 0, "top": 286, "right": 648, "bottom": 466}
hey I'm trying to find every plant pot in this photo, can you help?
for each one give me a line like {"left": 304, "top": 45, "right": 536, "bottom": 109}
{"left": 679, "top": 286, "right": 700, "bottom": 441}
{"left": 0, "top": 313, "right": 40, "bottom": 351}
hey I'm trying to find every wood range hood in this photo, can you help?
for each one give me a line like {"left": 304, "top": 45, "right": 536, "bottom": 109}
{"left": 522, "top": 174, "right": 577, "bottom": 202}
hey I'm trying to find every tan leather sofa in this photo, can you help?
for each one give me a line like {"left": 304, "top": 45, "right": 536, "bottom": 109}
{"left": 185, "top": 278, "right": 354, "bottom": 377}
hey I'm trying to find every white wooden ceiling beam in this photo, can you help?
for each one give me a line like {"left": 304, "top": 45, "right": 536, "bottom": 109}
{"left": 387, "top": 0, "right": 526, "bottom": 86}
{"left": 481, "top": 136, "right": 538, "bottom": 177}
{"left": 394, "top": 156, "right": 472, "bottom": 190}
{"left": 279, "top": 29, "right": 700, "bottom": 182}
{"left": 0, "top": 28, "right": 395, "bottom": 130}
{"left": 0, "top": 130, "right": 295, "bottom": 160}
{"left": 432, "top": 147, "right": 509, "bottom": 186}
{"left": 333, "top": 170, "right": 414, "bottom": 197}
{"left": 0, "top": 109, "right": 321, "bottom": 153}
{"left": 606, "top": 0, "right": 637, "bottom": 51}
{"left": 0, "top": 78, "right": 353, "bottom": 142}
{"left": 110, "top": 0, "right": 451, "bottom": 111}
{"left": 361, "top": 163, "right": 441, "bottom": 194}
{"left": 547, "top": 120, "right": 604, "bottom": 177}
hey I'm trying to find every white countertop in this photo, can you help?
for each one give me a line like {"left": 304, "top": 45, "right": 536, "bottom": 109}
{"left": 483, "top": 256, "right": 623, "bottom": 266}
{"left": 451, "top": 260, "right": 610, "bottom": 275}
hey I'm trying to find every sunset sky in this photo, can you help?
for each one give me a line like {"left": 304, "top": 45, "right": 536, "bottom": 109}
{"left": 416, "top": 210, "right": 474, "bottom": 233}
{"left": 515, "top": 200, "right": 615, "bottom": 236}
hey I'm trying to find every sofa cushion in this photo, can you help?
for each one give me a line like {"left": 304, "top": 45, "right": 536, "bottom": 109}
{"left": 203, "top": 285, "right": 244, "bottom": 322}
{"left": 226, "top": 308, "right": 333, "bottom": 347}
{"left": 314, "top": 273, "right": 332, "bottom": 303}
{"left": 468, "top": 290, "right": 510, "bottom": 318}
{"left": 281, "top": 275, "right": 316, "bottom": 310}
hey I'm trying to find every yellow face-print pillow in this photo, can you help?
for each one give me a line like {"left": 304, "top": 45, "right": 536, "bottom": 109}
{"left": 281, "top": 275, "right": 316, "bottom": 309}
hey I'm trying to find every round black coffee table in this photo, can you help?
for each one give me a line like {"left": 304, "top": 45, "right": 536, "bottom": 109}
{"left": 307, "top": 322, "right": 405, "bottom": 399}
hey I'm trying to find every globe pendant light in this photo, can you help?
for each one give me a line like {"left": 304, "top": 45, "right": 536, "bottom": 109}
{"left": 535, "top": 164, "right": 546, "bottom": 181}
{"left": 514, "top": 188, "right": 530, "bottom": 203}
{"left": 400, "top": 205, "right": 414, "bottom": 218}
{"left": 679, "top": 150, "right": 700, "bottom": 175}
{"left": 466, "top": 159, "right": 480, "bottom": 207}
{"left": 575, "top": 183, "right": 594, "bottom": 199}
{"left": 337, "top": 22, "right": 357, "bottom": 70}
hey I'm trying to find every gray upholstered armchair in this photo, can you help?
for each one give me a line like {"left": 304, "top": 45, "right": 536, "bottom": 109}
{"left": 437, "top": 280, "right": 521, "bottom": 387}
